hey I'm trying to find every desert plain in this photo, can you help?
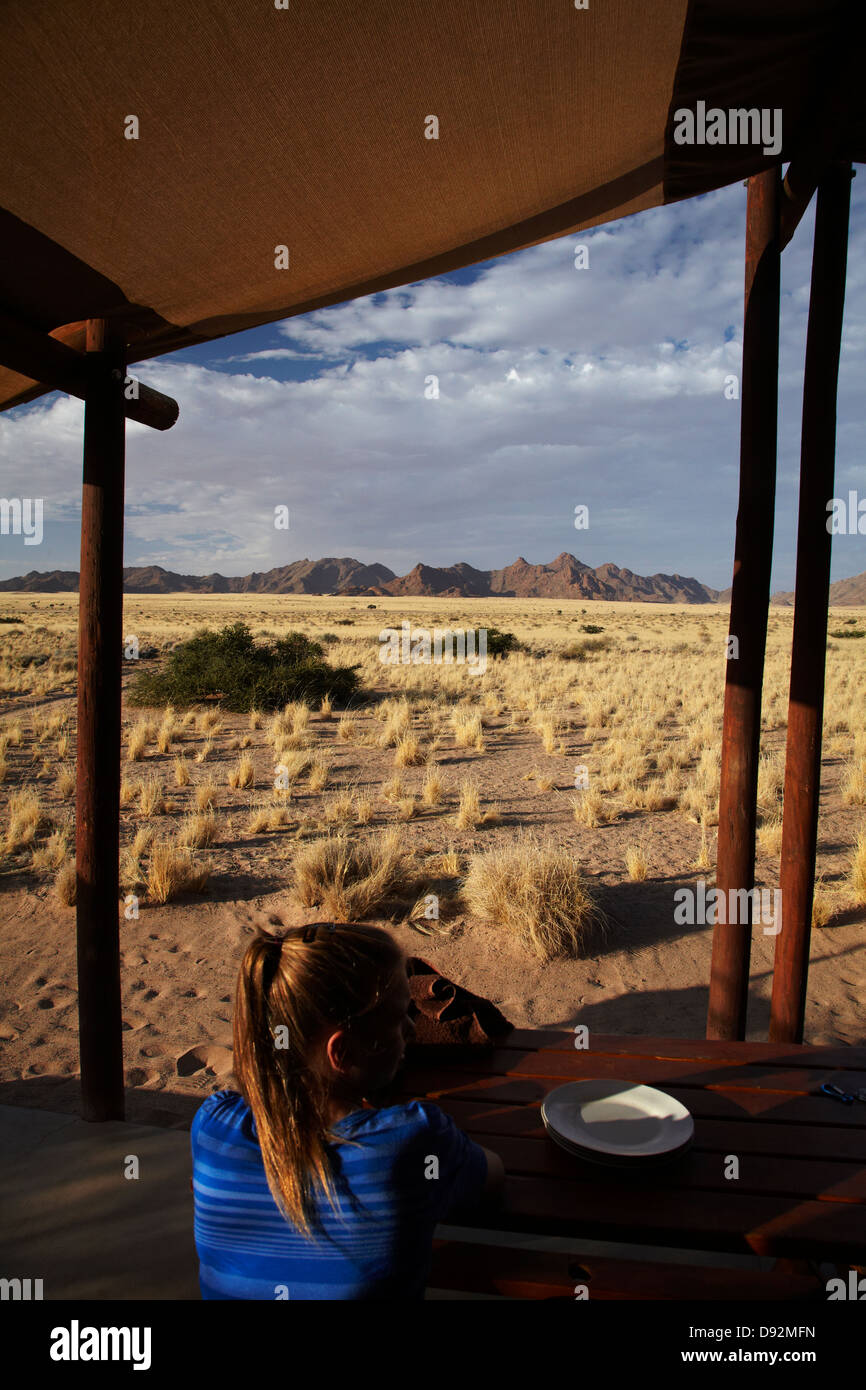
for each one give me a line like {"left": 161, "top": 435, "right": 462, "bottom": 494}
{"left": 0, "top": 592, "right": 864, "bottom": 1125}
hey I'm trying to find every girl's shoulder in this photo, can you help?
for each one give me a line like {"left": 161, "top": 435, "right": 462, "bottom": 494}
{"left": 334, "top": 1098, "right": 451, "bottom": 1141}
{"left": 191, "top": 1087, "right": 248, "bottom": 1137}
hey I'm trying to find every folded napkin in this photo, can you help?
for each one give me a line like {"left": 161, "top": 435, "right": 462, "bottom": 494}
{"left": 404, "top": 956, "right": 513, "bottom": 1046}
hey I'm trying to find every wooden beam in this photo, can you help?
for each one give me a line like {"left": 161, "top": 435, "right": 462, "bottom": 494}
{"left": 770, "top": 164, "right": 853, "bottom": 1044}
{"left": 0, "top": 311, "right": 178, "bottom": 431}
{"left": 707, "top": 167, "right": 781, "bottom": 1041}
{"left": 75, "top": 318, "right": 126, "bottom": 1121}
{"left": 779, "top": 159, "right": 821, "bottom": 252}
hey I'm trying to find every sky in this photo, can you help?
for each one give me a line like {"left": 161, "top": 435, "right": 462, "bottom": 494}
{"left": 1, "top": 175, "right": 864, "bottom": 593}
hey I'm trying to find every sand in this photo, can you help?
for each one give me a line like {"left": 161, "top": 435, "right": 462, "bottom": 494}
{"left": 1, "top": 594, "right": 863, "bottom": 1125}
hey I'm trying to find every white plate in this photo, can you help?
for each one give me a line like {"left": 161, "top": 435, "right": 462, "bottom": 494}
{"left": 541, "top": 1079, "right": 694, "bottom": 1158}
{"left": 545, "top": 1125, "right": 692, "bottom": 1168}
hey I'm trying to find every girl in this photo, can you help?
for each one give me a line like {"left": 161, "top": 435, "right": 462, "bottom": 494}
{"left": 191, "top": 922, "right": 505, "bottom": 1299}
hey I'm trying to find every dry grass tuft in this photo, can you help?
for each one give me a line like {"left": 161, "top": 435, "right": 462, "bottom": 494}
{"left": 228, "top": 753, "right": 255, "bottom": 790}
{"left": 307, "top": 756, "right": 330, "bottom": 793}
{"left": 381, "top": 775, "right": 405, "bottom": 802}
{"left": 57, "top": 763, "right": 76, "bottom": 799}
{"left": 292, "top": 827, "right": 415, "bottom": 920}
{"left": 811, "top": 876, "right": 834, "bottom": 928}
{"left": 394, "top": 734, "right": 427, "bottom": 768}
{"left": 420, "top": 766, "right": 446, "bottom": 807}
{"left": 453, "top": 779, "right": 498, "bottom": 829}
{"left": 177, "top": 811, "right": 219, "bottom": 849}
{"left": 248, "top": 801, "right": 292, "bottom": 834}
{"left": 849, "top": 832, "right": 866, "bottom": 901}
{"left": 571, "top": 788, "right": 614, "bottom": 827}
{"left": 195, "top": 781, "right": 218, "bottom": 812}
{"left": 437, "top": 844, "right": 462, "bottom": 876}
{"left": 378, "top": 700, "right": 412, "bottom": 749}
{"left": 157, "top": 709, "right": 176, "bottom": 753}
{"left": 138, "top": 775, "right": 167, "bottom": 817}
{"left": 452, "top": 710, "right": 484, "bottom": 751}
{"left": 624, "top": 843, "right": 649, "bottom": 881}
{"left": 463, "top": 835, "right": 605, "bottom": 961}
{"left": 146, "top": 840, "right": 211, "bottom": 903}
{"left": 323, "top": 790, "right": 355, "bottom": 825}
{"left": 54, "top": 858, "right": 76, "bottom": 906}
{"left": 5, "top": 787, "right": 44, "bottom": 851}
{"left": 276, "top": 751, "right": 313, "bottom": 784}
{"left": 30, "top": 828, "right": 69, "bottom": 873}
{"left": 127, "top": 721, "right": 149, "bottom": 762}
{"left": 842, "top": 760, "right": 866, "bottom": 807}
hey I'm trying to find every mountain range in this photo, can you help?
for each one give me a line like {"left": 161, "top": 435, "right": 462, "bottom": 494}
{"left": 0, "top": 554, "right": 863, "bottom": 604}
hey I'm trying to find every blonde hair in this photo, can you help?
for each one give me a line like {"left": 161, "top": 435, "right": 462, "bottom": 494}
{"left": 232, "top": 922, "right": 405, "bottom": 1238}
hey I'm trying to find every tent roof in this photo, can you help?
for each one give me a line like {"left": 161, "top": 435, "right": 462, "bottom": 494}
{"left": 0, "top": 0, "right": 862, "bottom": 414}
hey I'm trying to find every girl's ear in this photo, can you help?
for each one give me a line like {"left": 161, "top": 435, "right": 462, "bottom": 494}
{"left": 324, "top": 1026, "right": 352, "bottom": 1075}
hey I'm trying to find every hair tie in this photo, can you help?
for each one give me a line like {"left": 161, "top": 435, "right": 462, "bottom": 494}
{"left": 302, "top": 922, "right": 338, "bottom": 943}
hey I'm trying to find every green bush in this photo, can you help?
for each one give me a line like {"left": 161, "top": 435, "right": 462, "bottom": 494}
{"left": 127, "top": 621, "right": 359, "bottom": 712}
{"left": 484, "top": 627, "right": 521, "bottom": 658}
{"left": 580, "top": 623, "right": 605, "bottom": 634}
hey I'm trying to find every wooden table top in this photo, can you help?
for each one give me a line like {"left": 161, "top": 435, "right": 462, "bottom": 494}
{"left": 394, "top": 1031, "right": 866, "bottom": 1261}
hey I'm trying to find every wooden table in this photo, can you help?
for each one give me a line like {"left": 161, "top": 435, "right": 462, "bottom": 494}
{"left": 394, "top": 1031, "right": 866, "bottom": 1267}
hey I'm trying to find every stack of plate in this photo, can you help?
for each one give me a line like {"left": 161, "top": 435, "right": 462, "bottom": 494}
{"left": 541, "top": 1079, "right": 694, "bottom": 1168}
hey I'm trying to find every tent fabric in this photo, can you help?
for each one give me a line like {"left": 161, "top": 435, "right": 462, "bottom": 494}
{"left": 0, "top": 0, "right": 861, "bottom": 415}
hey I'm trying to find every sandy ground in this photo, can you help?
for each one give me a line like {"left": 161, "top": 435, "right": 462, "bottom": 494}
{"left": 1, "top": 720, "right": 863, "bottom": 1126}
{"left": 1, "top": 595, "right": 864, "bottom": 1125}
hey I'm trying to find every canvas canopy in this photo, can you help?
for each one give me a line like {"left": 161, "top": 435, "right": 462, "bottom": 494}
{"left": 0, "top": 0, "right": 862, "bottom": 414}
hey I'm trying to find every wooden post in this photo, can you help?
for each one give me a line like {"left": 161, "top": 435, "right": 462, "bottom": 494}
{"left": 770, "top": 164, "right": 852, "bottom": 1043}
{"left": 707, "top": 167, "right": 781, "bottom": 1041}
{"left": 75, "top": 319, "right": 126, "bottom": 1120}
{"left": 0, "top": 312, "right": 179, "bottom": 431}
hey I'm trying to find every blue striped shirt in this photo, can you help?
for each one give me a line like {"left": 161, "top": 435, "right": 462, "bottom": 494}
{"left": 191, "top": 1089, "right": 489, "bottom": 1299}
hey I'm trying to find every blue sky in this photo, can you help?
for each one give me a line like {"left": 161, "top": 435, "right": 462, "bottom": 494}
{"left": 1, "top": 176, "right": 864, "bottom": 592}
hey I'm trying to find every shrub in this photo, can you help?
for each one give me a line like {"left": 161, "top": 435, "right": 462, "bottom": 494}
{"left": 464, "top": 836, "right": 606, "bottom": 960}
{"left": 127, "top": 621, "right": 359, "bottom": 712}
{"left": 484, "top": 627, "right": 521, "bottom": 658}
{"left": 146, "top": 840, "right": 211, "bottom": 903}
{"left": 293, "top": 828, "right": 415, "bottom": 920}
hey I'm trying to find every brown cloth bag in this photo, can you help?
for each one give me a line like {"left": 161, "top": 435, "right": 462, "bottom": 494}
{"left": 404, "top": 956, "right": 513, "bottom": 1046}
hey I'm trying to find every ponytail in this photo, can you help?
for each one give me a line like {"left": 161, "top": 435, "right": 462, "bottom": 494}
{"left": 232, "top": 924, "right": 404, "bottom": 1238}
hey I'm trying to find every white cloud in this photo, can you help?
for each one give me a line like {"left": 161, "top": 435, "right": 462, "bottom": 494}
{"left": 1, "top": 181, "right": 864, "bottom": 588}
